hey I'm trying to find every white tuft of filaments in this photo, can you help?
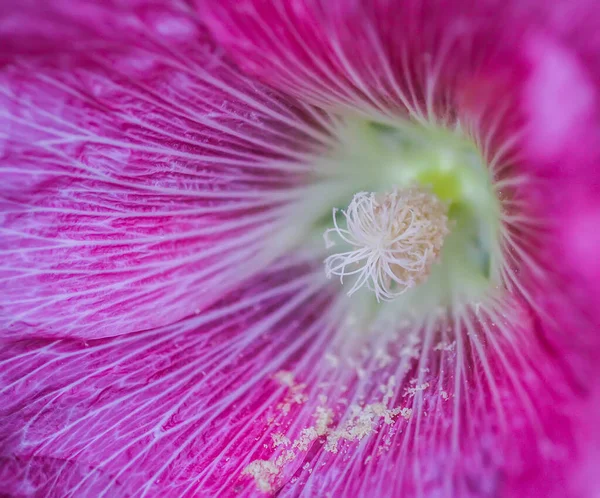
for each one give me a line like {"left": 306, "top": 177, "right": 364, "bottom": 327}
{"left": 324, "top": 187, "right": 450, "bottom": 301}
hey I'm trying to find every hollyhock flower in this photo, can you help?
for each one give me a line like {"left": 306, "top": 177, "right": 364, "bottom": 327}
{"left": 2, "top": 0, "right": 600, "bottom": 496}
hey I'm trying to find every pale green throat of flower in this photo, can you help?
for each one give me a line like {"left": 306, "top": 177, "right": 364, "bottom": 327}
{"left": 322, "top": 120, "right": 502, "bottom": 313}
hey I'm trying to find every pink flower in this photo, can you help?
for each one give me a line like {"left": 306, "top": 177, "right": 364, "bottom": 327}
{"left": 1, "top": 0, "right": 600, "bottom": 496}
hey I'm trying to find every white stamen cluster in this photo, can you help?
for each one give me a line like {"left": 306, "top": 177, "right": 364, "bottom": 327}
{"left": 324, "top": 187, "right": 449, "bottom": 301}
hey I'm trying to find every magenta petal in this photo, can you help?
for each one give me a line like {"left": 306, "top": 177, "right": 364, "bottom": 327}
{"left": 500, "top": 36, "right": 600, "bottom": 495}
{"left": 521, "top": 33, "right": 600, "bottom": 290}
{"left": 0, "top": 4, "right": 332, "bottom": 340}
{"left": 0, "top": 261, "right": 337, "bottom": 497}
{"left": 1, "top": 286, "right": 589, "bottom": 497}
{"left": 198, "top": 0, "right": 538, "bottom": 117}
{"left": 0, "top": 1, "right": 226, "bottom": 60}
{"left": 3, "top": 1, "right": 600, "bottom": 497}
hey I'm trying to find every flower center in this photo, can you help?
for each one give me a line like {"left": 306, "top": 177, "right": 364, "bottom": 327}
{"left": 320, "top": 119, "right": 502, "bottom": 314}
{"left": 324, "top": 187, "right": 450, "bottom": 301}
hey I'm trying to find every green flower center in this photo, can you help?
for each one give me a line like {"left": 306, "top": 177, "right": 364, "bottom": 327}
{"left": 320, "top": 118, "right": 502, "bottom": 315}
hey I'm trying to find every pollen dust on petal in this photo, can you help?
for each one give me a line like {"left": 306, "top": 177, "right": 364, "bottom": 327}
{"left": 273, "top": 370, "right": 308, "bottom": 416}
{"left": 404, "top": 381, "right": 431, "bottom": 397}
{"left": 434, "top": 340, "right": 456, "bottom": 352}
{"left": 243, "top": 375, "right": 412, "bottom": 492}
{"left": 242, "top": 460, "right": 280, "bottom": 493}
{"left": 271, "top": 433, "right": 291, "bottom": 448}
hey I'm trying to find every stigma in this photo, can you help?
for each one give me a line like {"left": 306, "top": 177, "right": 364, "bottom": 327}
{"left": 324, "top": 187, "right": 450, "bottom": 301}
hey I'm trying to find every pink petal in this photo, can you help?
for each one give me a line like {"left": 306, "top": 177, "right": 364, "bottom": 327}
{"left": 0, "top": 1, "right": 162, "bottom": 56}
{"left": 521, "top": 33, "right": 600, "bottom": 289}
{"left": 3, "top": 2, "right": 600, "bottom": 497}
{"left": 197, "top": 0, "right": 539, "bottom": 118}
{"left": 197, "top": 1, "right": 600, "bottom": 495}
{"left": 0, "top": 260, "right": 339, "bottom": 497}
{"left": 0, "top": 2, "right": 333, "bottom": 339}
{"left": 497, "top": 36, "right": 600, "bottom": 496}
{"left": 1, "top": 275, "right": 590, "bottom": 497}
{"left": 198, "top": 0, "right": 600, "bottom": 352}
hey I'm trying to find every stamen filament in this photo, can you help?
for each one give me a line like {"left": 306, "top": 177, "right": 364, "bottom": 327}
{"left": 324, "top": 187, "right": 450, "bottom": 301}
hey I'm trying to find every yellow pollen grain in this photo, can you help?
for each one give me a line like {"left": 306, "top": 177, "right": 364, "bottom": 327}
{"left": 242, "top": 460, "right": 279, "bottom": 493}
{"left": 314, "top": 406, "right": 335, "bottom": 435}
{"left": 271, "top": 433, "right": 291, "bottom": 448}
{"left": 274, "top": 370, "right": 296, "bottom": 387}
{"left": 274, "top": 370, "right": 308, "bottom": 415}
{"left": 400, "top": 407, "right": 413, "bottom": 420}
{"left": 434, "top": 341, "right": 456, "bottom": 351}
{"left": 275, "top": 450, "right": 296, "bottom": 467}
{"left": 404, "top": 382, "right": 431, "bottom": 397}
